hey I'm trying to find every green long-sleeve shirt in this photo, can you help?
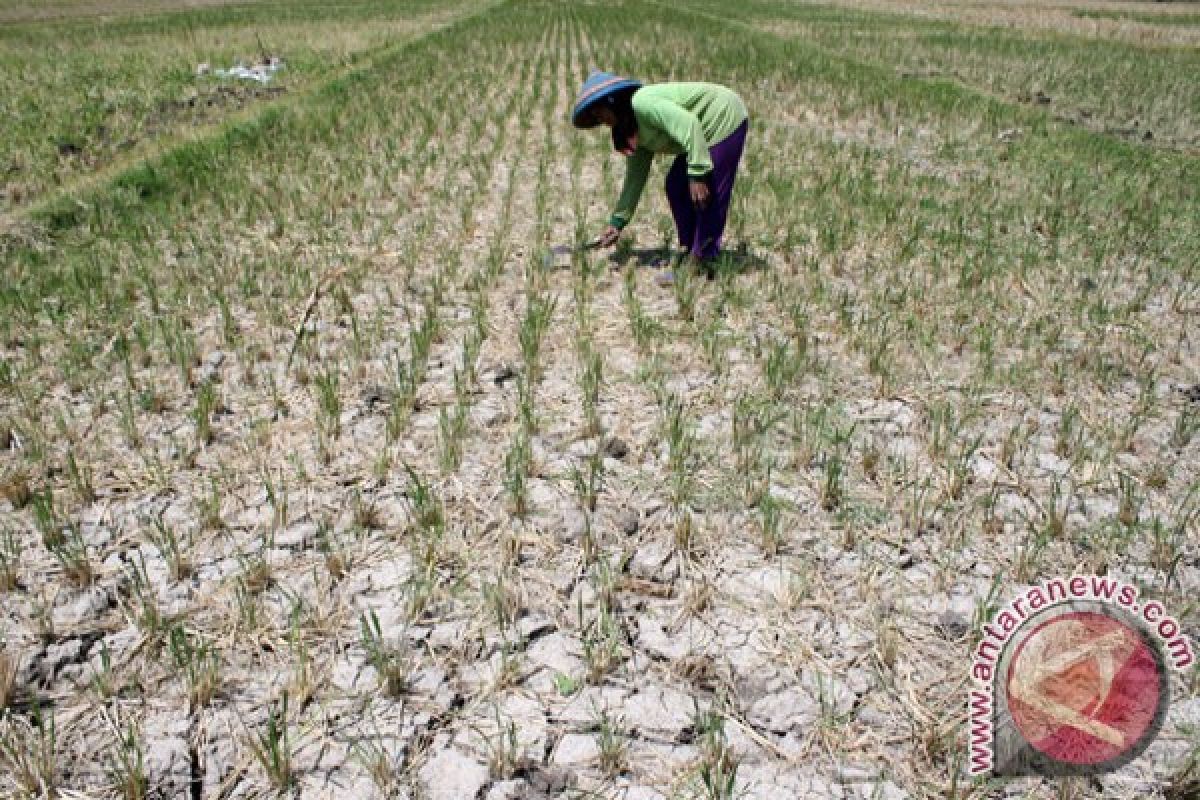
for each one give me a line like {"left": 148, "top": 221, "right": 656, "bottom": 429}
{"left": 610, "top": 82, "right": 747, "bottom": 229}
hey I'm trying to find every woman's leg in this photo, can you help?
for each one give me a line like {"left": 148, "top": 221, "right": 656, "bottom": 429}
{"left": 692, "top": 119, "right": 748, "bottom": 261}
{"left": 664, "top": 154, "right": 696, "bottom": 251}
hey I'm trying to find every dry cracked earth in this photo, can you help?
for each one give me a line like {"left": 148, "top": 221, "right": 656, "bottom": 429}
{"left": 1, "top": 4, "right": 1198, "bottom": 800}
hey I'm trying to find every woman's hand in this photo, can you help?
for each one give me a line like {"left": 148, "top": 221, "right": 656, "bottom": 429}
{"left": 596, "top": 225, "right": 621, "bottom": 248}
{"left": 689, "top": 179, "right": 711, "bottom": 210}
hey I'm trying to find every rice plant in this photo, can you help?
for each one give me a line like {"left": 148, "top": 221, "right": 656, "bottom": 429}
{"left": 193, "top": 379, "right": 218, "bottom": 446}
{"left": 577, "top": 340, "right": 604, "bottom": 438}
{"left": 167, "top": 624, "right": 220, "bottom": 709}
{"left": 593, "top": 708, "right": 627, "bottom": 777}
{"left": 144, "top": 513, "right": 191, "bottom": 582}
{"left": 247, "top": 693, "right": 293, "bottom": 792}
{"left": 0, "top": 528, "right": 20, "bottom": 592}
{"left": 0, "top": 704, "right": 57, "bottom": 797}
{"left": 504, "top": 430, "right": 532, "bottom": 517}
{"left": 47, "top": 522, "right": 93, "bottom": 587}
{"left": 105, "top": 720, "right": 147, "bottom": 800}
{"left": 694, "top": 708, "right": 739, "bottom": 800}
{"left": 359, "top": 610, "right": 411, "bottom": 698}
{"left": 0, "top": 644, "right": 17, "bottom": 712}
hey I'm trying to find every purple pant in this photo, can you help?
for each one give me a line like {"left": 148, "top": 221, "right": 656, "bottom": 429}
{"left": 665, "top": 119, "right": 748, "bottom": 260}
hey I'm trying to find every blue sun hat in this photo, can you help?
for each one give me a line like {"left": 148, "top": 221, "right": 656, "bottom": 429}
{"left": 572, "top": 70, "right": 642, "bottom": 128}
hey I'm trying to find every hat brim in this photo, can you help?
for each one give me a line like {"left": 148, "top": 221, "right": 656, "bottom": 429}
{"left": 571, "top": 78, "right": 641, "bottom": 129}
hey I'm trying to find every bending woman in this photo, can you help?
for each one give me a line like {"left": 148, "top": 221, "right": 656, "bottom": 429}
{"left": 571, "top": 71, "right": 749, "bottom": 277}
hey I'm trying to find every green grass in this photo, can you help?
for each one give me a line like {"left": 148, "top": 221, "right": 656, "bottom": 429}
{"left": 1076, "top": 10, "right": 1200, "bottom": 27}
{"left": 0, "top": 0, "right": 470, "bottom": 210}
{"left": 683, "top": 0, "right": 1200, "bottom": 149}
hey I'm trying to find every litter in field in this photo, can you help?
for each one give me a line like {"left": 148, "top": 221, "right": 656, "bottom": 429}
{"left": 1017, "top": 88, "right": 1053, "bottom": 105}
{"left": 196, "top": 57, "right": 285, "bottom": 84}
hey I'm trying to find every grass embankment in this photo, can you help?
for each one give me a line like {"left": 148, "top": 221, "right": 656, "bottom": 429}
{"left": 685, "top": 0, "right": 1200, "bottom": 149}
{"left": 0, "top": 0, "right": 471, "bottom": 210}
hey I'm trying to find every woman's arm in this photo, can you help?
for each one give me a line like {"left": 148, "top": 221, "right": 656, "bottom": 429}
{"left": 610, "top": 148, "right": 653, "bottom": 229}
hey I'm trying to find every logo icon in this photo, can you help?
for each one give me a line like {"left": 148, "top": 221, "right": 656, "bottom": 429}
{"left": 999, "top": 605, "right": 1168, "bottom": 775}
{"left": 967, "top": 576, "right": 1193, "bottom": 778}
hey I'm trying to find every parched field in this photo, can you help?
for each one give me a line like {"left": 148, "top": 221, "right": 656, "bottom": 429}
{"left": 0, "top": 1, "right": 1198, "bottom": 799}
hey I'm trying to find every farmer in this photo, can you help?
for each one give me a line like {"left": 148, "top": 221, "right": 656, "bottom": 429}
{"left": 571, "top": 71, "right": 749, "bottom": 279}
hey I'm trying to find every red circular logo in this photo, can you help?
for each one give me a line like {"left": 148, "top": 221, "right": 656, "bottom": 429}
{"left": 1005, "top": 610, "right": 1165, "bottom": 768}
